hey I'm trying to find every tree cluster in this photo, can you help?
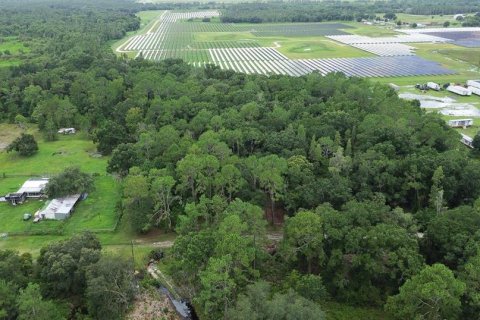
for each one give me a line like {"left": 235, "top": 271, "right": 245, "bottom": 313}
{"left": 0, "top": 233, "right": 135, "bottom": 320}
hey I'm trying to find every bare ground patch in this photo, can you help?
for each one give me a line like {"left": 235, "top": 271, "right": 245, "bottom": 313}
{"left": 127, "top": 289, "right": 179, "bottom": 320}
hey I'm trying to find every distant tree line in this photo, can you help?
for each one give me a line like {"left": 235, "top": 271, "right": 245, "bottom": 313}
{"left": 220, "top": 0, "right": 480, "bottom": 24}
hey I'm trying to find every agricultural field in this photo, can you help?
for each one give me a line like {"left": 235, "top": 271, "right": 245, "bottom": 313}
{"left": 116, "top": 10, "right": 480, "bottom": 80}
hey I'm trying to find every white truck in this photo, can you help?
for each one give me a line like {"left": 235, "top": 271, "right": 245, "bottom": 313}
{"left": 447, "top": 85, "right": 472, "bottom": 96}
{"left": 427, "top": 82, "right": 441, "bottom": 91}
{"left": 466, "top": 80, "right": 480, "bottom": 89}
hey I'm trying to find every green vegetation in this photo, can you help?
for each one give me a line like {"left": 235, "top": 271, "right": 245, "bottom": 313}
{"left": 3, "top": 0, "right": 480, "bottom": 319}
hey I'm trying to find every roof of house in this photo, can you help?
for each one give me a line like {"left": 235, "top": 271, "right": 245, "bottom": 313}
{"left": 17, "top": 178, "right": 49, "bottom": 194}
{"left": 38, "top": 194, "right": 81, "bottom": 219}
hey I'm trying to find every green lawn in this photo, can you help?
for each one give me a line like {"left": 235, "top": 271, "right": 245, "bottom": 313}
{"left": 63, "top": 175, "right": 120, "bottom": 233}
{"left": 272, "top": 37, "right": 371, "bottom": 59}
{"left": 0, "top": 134, "right": 107, "bottom": 175}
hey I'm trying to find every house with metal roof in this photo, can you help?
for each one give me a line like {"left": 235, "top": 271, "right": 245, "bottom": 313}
{"left": 36, "top": 194, "right": 82, "bottom": 220}
{"left": 4, "top": 178, "right": 49, "bottom": 205}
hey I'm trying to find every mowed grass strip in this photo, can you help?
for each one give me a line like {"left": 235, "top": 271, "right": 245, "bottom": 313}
{"left": 63, "top": 175, "right": 120, "bottom": 233}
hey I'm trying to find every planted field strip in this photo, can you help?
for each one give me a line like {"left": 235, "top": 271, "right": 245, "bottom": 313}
{"left": 190, "top": 41, "right": 260, "bottom": 49}
{"left": 351, "top": 43, "right": 415, "bottom": 56}
{"left": 138, "top": 49, "right": 212, "bottom": 63}
{"left": 171, "top": 22, "right": 250, "bottom": 33}
{"left": 209, "top": 47, "right": 288, "bottom": 62}
{"left": 327, "top": 34, "right": 450, "bottom": 44}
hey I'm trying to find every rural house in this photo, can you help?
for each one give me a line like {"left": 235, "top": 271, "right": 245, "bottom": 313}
{"left": 36, "top": 194, "right": 83, "bottom": 220}
{"left": 5, "top": 178, "right": 49, "bottom": 205}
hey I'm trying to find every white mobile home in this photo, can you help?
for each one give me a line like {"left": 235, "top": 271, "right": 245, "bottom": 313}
{"left": 461, "top": 133, "right": 474, "bottom": 148}
{"left": 466, "top": 80, "right": 480, "bottom": 89}
{"left": 468, "top": 86, "right": 480, "bottom": 96}
{"left": 447, "top": 85, "right": 472, "bottom": 96}
{"left": 448, "top": 119, "right": 474, "bottom": 128}
{"left": 4, "top": 178, "right": 49, "bottom": 205}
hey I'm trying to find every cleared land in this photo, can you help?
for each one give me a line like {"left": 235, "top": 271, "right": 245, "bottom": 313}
{"left": 0, "top": 133, "right": 119, "bottom": 235}
{"left": 0, "top": 37, "right": 29, "bottom": 67}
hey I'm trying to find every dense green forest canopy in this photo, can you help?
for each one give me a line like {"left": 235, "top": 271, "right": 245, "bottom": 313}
{"left": 1, "top": 0, "right": 480, "bottom": 319}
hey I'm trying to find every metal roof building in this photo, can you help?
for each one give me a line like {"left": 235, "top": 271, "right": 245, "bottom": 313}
{"left": 17, "top": 178, "right": 49, "bottom": 196}
{"left": 37, "top": 194, "right": 81, "bottom": 220}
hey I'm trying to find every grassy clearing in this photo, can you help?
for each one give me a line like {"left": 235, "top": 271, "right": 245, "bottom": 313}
{"left": 0, "top": 127, "right": 120, "bottom": 246}
{"left": 63, "top": 175, "right": 120, "bottom": 233}
{"left": 273, "top": 37, "right": 371, "bottom": 59}
{"left": 0, "top": 37, "right": 30, "bottom": 54}
{"left": 0, "top": 134, "right": 107, "bottom": 175}
{"left": 0, "top": 37, "right": 29, "bottom": 68}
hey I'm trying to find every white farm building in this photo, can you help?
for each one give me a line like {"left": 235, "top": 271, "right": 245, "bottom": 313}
{"left": 37, "top": 194, "right": 82, "bottom": 220}
{"left": 467, "top": 80, "right": 480, "bottom": 89}
{"left": 447, "top": 85, "right": 472, "bottom": 96}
